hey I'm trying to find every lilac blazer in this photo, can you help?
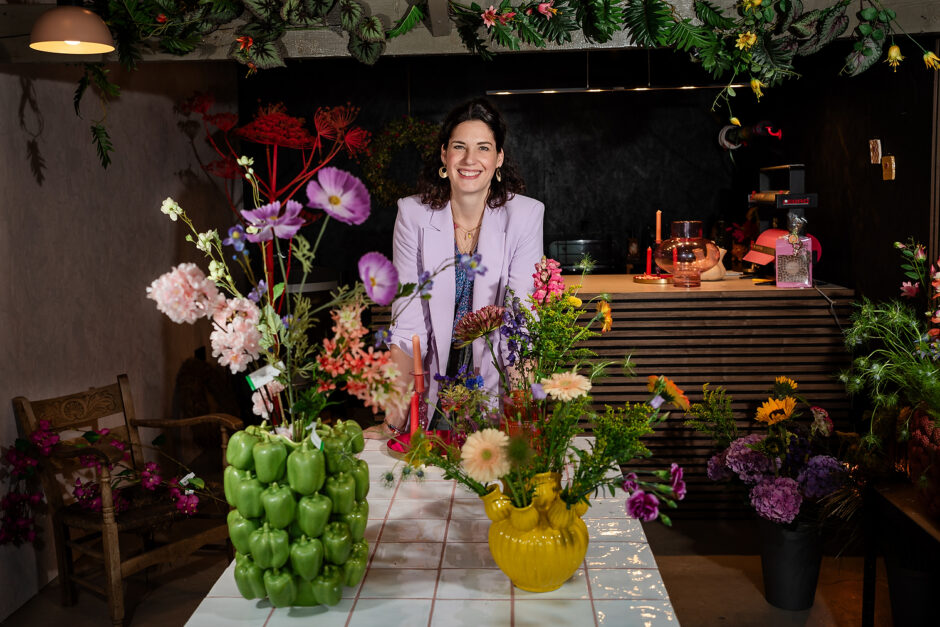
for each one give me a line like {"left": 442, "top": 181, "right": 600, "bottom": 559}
{"left": 389, "top": 194, "right": 545, "bottom": 409}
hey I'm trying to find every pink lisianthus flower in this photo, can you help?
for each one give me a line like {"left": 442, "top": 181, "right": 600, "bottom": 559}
{"left": 358, "top": 252, "right": 399, "bottom": 306}
{"left": 900, "top": 281, "right": 920, "bottom": 298}
{"left": 241, "top": 200, "right": 305, "bottom": 242}
{"left": 481, "top": 5, "right": 497, "bottom": 27}
{"left": 147, "top": 263, "right": 225, "bottom": 324}
{"left": 306, "top": 167, "right": 371, "bottom": 226}
{"left": 210, "top": 298, "right": 263, "bottom": 374}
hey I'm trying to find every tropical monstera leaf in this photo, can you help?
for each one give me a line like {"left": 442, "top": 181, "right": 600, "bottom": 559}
{"left": 623, "top": 0, "right": 672, "bottom": 47}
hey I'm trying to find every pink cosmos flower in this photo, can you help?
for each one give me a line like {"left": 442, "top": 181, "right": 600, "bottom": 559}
{"left": 481, "top": 5, "right": 497, "bottom": 27}
{"left": 241, "top": 200, "right": 305, "bottom": 242}
{"left": 210, "top": 298, "right": 263, "bottom": 373}
{"left": 306, "top": 167, "right": 371, "bottom": 226}
{"left": 358, "top": 252, "right": 398, "bottom": 306}
{"left": 900, "top": 281, "right": 920, "bottom": 298}
{"left": 147, "top": 263, "right": 225, "bottom": 324}
{"left": 538, "top": 1, "right": 557, "bottom": 18}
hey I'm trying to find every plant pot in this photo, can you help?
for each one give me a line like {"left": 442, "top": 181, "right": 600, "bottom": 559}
{"left": 757, "top": 517, "right": 822, "bottom": 611}
{"left": 480, "top": 481, "right": 589, "bottom": 593}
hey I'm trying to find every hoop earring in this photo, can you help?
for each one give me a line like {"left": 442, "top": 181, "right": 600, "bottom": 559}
{"left": 438, "top": 166, "right": 448, "bottom": 179}
{"left": 495, "top": 167, "right": 502, "bottom": 183}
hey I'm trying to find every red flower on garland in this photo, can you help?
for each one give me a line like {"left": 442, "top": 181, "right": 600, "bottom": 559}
{"left": 236, "top": 104, "right": 317, "bottom": 149}
{"left": 205, "top": 158, "right": 241, "bottom": 180}
{"left": 237, "top": 35, "right": 253, "bottom": 51}
{"left": 156, "top": 14, "right": 167, "bottom": 24}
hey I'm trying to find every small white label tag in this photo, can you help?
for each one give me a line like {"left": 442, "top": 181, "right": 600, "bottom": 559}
{"left": 309, "top": 429, "right": 323, "bottom": 450}
{"left": 179, "top": 472, "right": 195, "bottom": 486}
{"left": 246, "top": 363, "right": 282, "bottom": 391}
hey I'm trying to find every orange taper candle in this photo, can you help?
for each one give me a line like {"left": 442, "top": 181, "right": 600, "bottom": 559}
{"left": 655, "top": 210, "right": 662, "bottom": 244}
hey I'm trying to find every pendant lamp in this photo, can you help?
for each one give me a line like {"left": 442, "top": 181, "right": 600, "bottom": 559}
{"left": 29, "top": 2, "right": 115, "bottom": 55}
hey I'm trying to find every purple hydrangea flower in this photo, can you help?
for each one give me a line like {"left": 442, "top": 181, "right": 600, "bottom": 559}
{"left": 305, "top": 167, "right": 371, "bottom": 225}
{"left": 670, "top": 463, "right": 687, "bottom": 501}
{"left": 457, "top": 252, "right": 487, "bottom": 280}
{"left": 725, "top": 434, "right": 774, "bottom": 484}
{"left": 241, "top": 200, "right": 305, "bottom": 242}
{"left": 359, "top": 251, "right": 398, "bottom": 306}
{"left": 750, "top": 477, "right": 802, "bottom": 524}
{"left": 706, "top": 450, "right": 734, "bottom": 481}
{"left": 626, "top": 490, "right": 659, "bottom": 522}
{"left": 223, "top": 225, "right": 247, "bottom": 252}
{"left": 797, "top": 455, "right": 845, "bottom": 500}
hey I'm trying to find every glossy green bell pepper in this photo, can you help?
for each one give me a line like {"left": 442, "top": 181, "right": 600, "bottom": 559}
{"left": 324, "top": 472, "right": 356, "bottom": 515}
{"left": 260, "top": 482, "right": 296, "bottom": 529}
{"left": 223, "top": 465, "right": 251, "bottom": 507}
{"left": 335, "top": 419, "right": 365, "bottom": 454}
{"left": 293, "top": 578, "right": 320, "bottom": 606}
{"left": 248, "top": 523, "right": 290, "bottom": 569}
{"left": 341, "top": 500, "right": 369, "bottom": 541}
{"left": 342, "top": 551, "right": 368, "bottom": 587}
{"left": 263, "top": 567, "right": 297, "bottom": 608}
{"left": 253, "top": 439, "right": 288, "bottom": 484}
{"left": 312, "top": 564, "right": 344, "bottom": 606}
{"left": 290, "top": 535, "right": 324, "bottom": 581}
{"left": 297, "top": 492, "right": 332, "bottom": 538}
{"left": 235, "top": 475, "right": 265, "bottom": 519}
{"left": 322, "top": 430, "right": 354, "bottom": 474}
{"left": 323, "top": 521, "right": 353, "bottom": 565}
{"left": 351, "top": 539, "right": 369, "bottom": 560}
{"left": 233, "top": 553, "right": 266, "bottom": 600}
{"left": 227, "top": 430, "right": 260, "bottom": 470}
{"left": 287, "top": 442, "right": 325, "bottom": 495}
{"left": 349, "top": 458, "right": 370, "bottom": 502}
{"left": 227, "top": 509, "right": 259, "bottom": 555}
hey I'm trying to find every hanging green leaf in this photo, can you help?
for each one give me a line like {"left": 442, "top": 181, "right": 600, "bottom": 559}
{"left": 665, "top": 19, "right": 713, "bottom": 52}
{"left": 74, "top": 72, "right": 90, "bottom": 117}
{"left": 237, "top": 21, "right": 287, "bottom": 43}
{"left": 623, "top": 0, "right": 672, "bottom": 48}
{"left": 160, "top": 31, "right": 204, "bottom": 55}
{"left": 576, "top": 0, "right": 623, "bottom": 44}
{"left": 514, "top": 15, "right": 546, "bottom": 47}
{"left": 842, "top": 37, "right": 883, "bottom": 76}
{"left": 387, "top": 4, "right": 426, "bottom": 39}
{"left": 490, "top": 22, "right": 521, "bottom": 50}
{"left": 357, "top": 15, "right": 386, "bottom": 43}
{"left": 347, "top": 32, "right": 385, "bottom": 65}
{"left": 776, "top": 0, "right": 802, "bottom": 33}
{"left": 244, "top": 40, "right": 287, "bottom": 69}
{"left": 693, "top": 1, "right": 735, "bottom": 30}
{"left": 339, "top": 0, "right": 364, "bottom": 32}
{"left": 304, "top": 0, "right": 337, "bottom": 18}
{"left": 280, "top": 0, "right": 303, "bottom": 22}
{"left": 242, "top": 0, "right": 283, "bottom": 21}
{"left": 90, "top": 123, "right": 113, "bottom": 168}
{"left": 203, "top": 0, "right": 243, "bottom": 22}
{"left": 454, "top": 15, "right": 493, "bottom": 60}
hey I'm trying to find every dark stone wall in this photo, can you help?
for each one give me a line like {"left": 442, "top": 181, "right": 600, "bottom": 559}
{"left": 239, "top": 42, "right": 936, "bottom": 300}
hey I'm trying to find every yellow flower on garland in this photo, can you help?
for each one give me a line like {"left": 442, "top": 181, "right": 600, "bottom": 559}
{"left": 736, "top": 32, "right": 757, "bottom": 50}
{"left": 924, "top": 51, "right": 940, "bottom": 70}
{"left": 729, "top": 117, "right": 741, "bottom": 127}
{"left": 756, "top": 396, "right": 797, "bottom": 425}
{"left": 741, "top": 0, "right": 762, "bottom": 12}
{"left": 886, "top": 45, "right": 904, "bottom": 72}
{"left": 750, "top": 78, "right": 765, "bottom": 101}
{"left": 597, "top": 300, "right": 612, "bottom": 332}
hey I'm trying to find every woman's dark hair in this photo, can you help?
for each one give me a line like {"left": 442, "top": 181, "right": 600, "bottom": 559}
{"left": 417, "top": 98, "right": 525, "bottom": 210}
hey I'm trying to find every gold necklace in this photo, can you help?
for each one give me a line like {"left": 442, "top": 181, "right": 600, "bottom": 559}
{"left": 453, "top": 222, "right": 482, "bottom": 240}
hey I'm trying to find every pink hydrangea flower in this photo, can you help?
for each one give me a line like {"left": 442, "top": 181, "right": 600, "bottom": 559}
{"left": 147, "top": 263, "right": 225, "bottom": 324}
{"left": 210, "top": 298, "right": 263, "bottom": 373}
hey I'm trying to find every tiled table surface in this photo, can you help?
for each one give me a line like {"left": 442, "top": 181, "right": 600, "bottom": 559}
{"left": 187, "top": 438, "right": 677, "bottom": 626}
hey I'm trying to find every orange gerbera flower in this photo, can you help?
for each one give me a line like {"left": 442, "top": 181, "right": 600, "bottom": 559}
{"left": 597, "top": 300, "right": 612, "bottom": 332}
{"left": 648, "top": 375, "right": 690, "bottom": 411}
{"left": 756, "top": 396, "right": 796, "bottom": 425}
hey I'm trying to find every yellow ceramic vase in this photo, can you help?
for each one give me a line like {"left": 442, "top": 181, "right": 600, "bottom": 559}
{"left": 481, "top": 473, "right": 589, "bottom": 593}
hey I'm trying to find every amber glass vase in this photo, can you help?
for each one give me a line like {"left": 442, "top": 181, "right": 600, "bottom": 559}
{"left": 654, "top": 221, "right": 721, "bottom": 288}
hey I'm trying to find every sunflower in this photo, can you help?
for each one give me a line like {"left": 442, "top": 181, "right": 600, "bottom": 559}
{"left": 774, "top": 376, "right": 798, "bottom": 396}
{"left": 755, "top": 396, "right": 796, "bottom": 425}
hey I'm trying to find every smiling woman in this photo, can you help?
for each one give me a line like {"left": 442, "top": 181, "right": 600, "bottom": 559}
{"left": 365, "top": 99, "right": 545, "bottom": 438}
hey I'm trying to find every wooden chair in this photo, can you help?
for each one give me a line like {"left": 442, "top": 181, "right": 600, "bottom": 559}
{"left": 12, "top": 374, "right": 243, "bottom": 626}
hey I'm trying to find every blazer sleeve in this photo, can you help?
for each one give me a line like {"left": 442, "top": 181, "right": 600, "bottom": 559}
{"left": 388, "top": 198, "right": 428, "bottom": 360}
{"left": 506, "top": 199, "right": 545, "bottom": 300}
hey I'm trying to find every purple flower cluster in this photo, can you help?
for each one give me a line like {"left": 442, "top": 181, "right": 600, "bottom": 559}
{"left": 797, "top": 455, "right": 845, "bottom": 500}
{"left": 750, "top": 477, "right": 802, "bottom": 524}
{"left": 626, "top": 490, "right": 660, "bottom": 522}
{"left": 725, "top": 434, "right": 775, "bottom": 484}
{"left": 706, "top": 449, "right": 734, "bottom": 481}
{"left": 457, "top": 253, "right": 487, "bottom": 280}
{"left": 500, "top": 296, "right": 530, "bottom": 366}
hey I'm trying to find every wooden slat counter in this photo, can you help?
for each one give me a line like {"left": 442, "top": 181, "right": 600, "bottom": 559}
{"left": 567, "top": 275, "right": 855, "bottom": 518}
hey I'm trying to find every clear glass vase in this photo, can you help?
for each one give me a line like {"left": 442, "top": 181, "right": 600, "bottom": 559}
{"left": 654, "top": 221, "right": 721, "bottom": 288}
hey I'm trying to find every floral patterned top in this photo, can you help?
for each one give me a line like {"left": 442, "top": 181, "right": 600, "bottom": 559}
{"left": 452, "top": 242, "right": 475, "bottom": 344}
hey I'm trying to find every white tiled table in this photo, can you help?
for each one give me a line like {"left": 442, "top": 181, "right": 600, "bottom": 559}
{"left": 187, "top": 438, "right": 677, "bottom": 626}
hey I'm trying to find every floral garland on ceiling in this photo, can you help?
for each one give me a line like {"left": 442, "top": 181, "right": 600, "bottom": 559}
{"left": 359, "top": 116, "right": 441, "bottom": 208}
{"left": 74, "top": 0, "right": 929, "bottom": 167}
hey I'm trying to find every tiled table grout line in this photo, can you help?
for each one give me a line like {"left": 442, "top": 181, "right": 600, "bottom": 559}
{"left": 509, "top": 574, "right": 515, "bottom": 626}
{"left": 426, "top": 479, "right": 458, "bottom": 627}
{"left": 584, "top": 558, "right": 600, "bottom": 627}
{"left": 343, "top": 465, "right": 402, "bottom": 627}
{"left": 260, "top": 607, "right": 276, "bottom": 627}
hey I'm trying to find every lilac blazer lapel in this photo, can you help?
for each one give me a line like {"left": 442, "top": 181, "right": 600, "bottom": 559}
{"left": 471, "top": 207, "right": 508, "bottom": 375}
{"left": 422, "top": 203, "right": 456, "bottom": 371}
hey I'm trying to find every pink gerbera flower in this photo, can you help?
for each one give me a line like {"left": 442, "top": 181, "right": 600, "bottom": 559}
{"left": 358, "top": 252, "right": 398, "bottom": 306}
{"left": 540, "top": 371, "right": 591, "bottom": 402}
{"left": 306, "top": 167, "right": 371, "bottom": 225}
{"left": 461, "top": 428, "right": 510, "bottom": 484}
